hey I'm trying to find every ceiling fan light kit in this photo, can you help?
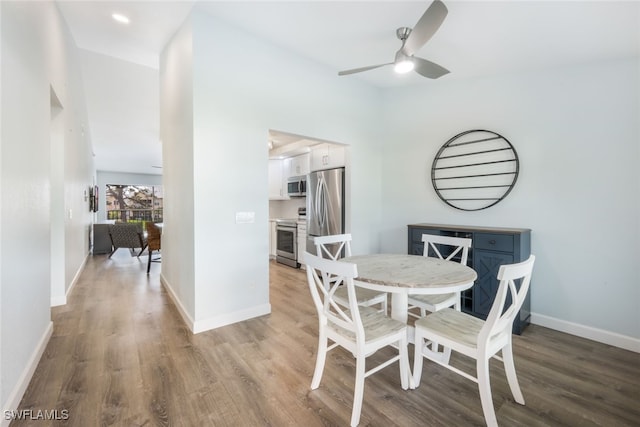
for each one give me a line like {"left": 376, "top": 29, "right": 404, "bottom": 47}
{"left": 338, "top": 0, "right": 450, "bottom": 80}
{"left": 394, "top": 55, "right": 414, "bottom": 74}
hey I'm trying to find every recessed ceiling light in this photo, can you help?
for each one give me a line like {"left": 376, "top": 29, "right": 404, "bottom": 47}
{"left": 112, "top": 13, "right": 130, "bottom": 24}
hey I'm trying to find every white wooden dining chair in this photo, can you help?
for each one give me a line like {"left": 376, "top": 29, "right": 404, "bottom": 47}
{"left": 303, "top": 252, "right": 409, "bottom": 427}
{"left": 314, "top": 234, "right": 388, "bottom": 314}
{"left": 407, "top": 234, "right": 472, "bottom": 317}
{"left": 413, "top": 255, "right": 535, "bottom": 427}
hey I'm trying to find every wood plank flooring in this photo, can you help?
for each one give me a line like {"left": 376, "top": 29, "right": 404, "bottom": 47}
{"left": 12, "top": 252, "right": 640, "bottom": 426}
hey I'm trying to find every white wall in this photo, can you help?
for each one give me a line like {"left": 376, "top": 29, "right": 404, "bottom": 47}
{"left": 160, "top": 9, "right": 383, "bottom": 332}
{"left": 95, "top": 171, "right": 163, "bottom": 222}
{"left": 379, "top": 59, "right": 640, "bottom": 346}
{"left": 160, "top": 16, "right": 196, "bottom": 323}
{"left": 0, "top": 0, "right": 4, "bottom": 408}
{"left": 0, "top": 1, "right": 94, "bottom": 416}
{"left": 80, "top": 49, "right": 162, "bottom": 175}
{"left": 50, "top": 90, "right": 65, "bottom": 307}
{"left": 62, "top": 37, "right": 95, "bottom": 306}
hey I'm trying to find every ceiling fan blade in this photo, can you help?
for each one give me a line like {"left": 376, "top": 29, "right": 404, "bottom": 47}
{"left": 338, "top": 63, "right": 393, "bottom": 76}
{"left": 402, "top": 0, "right": 448, "bottom": 56}
{"left": 413, "top": 57, "right": 449, "bottom": 79}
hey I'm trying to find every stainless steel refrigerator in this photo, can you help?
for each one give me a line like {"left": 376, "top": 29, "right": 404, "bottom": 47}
{"left": 306, "top": 167, "right": 345, "bottom": 256}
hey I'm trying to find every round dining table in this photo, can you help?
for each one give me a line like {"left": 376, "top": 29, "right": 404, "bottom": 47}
{"left": 342, "top": 254, "right": 477, "bottom": 324}
{"left": 341, "top": 254, "right": 477, "bottom": 389}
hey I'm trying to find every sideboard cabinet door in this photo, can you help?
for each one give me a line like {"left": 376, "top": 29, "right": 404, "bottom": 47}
{"left": 473, "top": 250, "right": 513, "bottom": 317}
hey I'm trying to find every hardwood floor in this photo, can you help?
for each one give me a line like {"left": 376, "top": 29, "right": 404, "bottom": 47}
{"left": 13, "top": 253, "right": 640, "bottom": 426}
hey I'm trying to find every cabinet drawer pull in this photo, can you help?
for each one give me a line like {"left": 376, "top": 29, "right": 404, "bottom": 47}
{"left": 489, "top": 239, "right": 496, "bottom": 244}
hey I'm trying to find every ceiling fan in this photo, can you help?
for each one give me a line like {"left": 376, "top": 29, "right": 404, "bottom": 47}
{"left": 338, "top": 0, "right": 449, "bottom": 79}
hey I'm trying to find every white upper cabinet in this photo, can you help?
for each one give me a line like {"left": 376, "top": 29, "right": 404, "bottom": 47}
{"left": 288, "top": 153, "right": 310, "bottom": 177}
{"left": 310, "top": 143, "right": 345, "bottom": 171}
{"left": 283, "top": 157, "right": 293, "bottom": 179}
{"left": 268, "top": 159, "right": 288, "bottom": 200}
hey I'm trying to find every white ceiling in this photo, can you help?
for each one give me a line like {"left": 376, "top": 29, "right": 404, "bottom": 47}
{"left": 56, "top": 0, "right": 640, "bottom": 174}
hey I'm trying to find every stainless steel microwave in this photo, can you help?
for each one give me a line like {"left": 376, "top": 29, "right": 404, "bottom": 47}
{"left": 287, "top": 175, "right": 306, "bottom": 197}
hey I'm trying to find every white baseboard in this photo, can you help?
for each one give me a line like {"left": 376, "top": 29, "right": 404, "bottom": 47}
{"left": 160, "top": 274, "right": 271, "bottom": 334}
{"left": 50, "top": 295, "right": 66, "bottom": 307}
{"left": 530, "top": 312, "right": 640, "bottom": 353}
{"left": 50, "top": 252, "right": 89, "bottom": 307}
{"left": 192, "top": 303, "right": 271, "bottom": 334}
{"left": 160, "top": 273, "right": 195, "bottom": 331}
{"left": 66, "top": 253, "right": 88, "bottom": 299}
{"left": 1, "top": 322, "right": 53, "bottom": 427}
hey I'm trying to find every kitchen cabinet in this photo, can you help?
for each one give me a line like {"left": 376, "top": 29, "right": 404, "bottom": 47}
{"left": 287, "top": 153, "right": 310, "bottom": 177}
{"left": 268, "top": 159, "right": 288, "bottom": 200}
{"left": 297, "top": 220, "right": 307, "bottom": 270}
{"left": 407, "top": 223, "right": 531, "bottom": 334}
{"left": 310, "top": 143, "right": 345, "bottom": 171}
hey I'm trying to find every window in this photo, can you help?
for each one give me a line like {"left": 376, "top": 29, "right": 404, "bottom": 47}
{"left": 105, "top": 185, "right": 163, "bottom": 223}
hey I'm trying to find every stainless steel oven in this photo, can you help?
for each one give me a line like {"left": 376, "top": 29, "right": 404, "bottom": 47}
{"left": 276, "top": 219, "right": 298, "bottom": 268}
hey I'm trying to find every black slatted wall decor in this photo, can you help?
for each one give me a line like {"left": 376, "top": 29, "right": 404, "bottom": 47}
{"left": 431, "top": 130, "right": 519, "bottom": 211}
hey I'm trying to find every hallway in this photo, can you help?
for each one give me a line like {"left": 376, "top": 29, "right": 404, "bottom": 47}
{"left": 14, "top": 253, "right": 343, "bottom": 426}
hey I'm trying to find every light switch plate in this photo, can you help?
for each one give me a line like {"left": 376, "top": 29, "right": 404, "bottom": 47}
{"left": 235, "top": 211, "right": 255, "bottom": 224}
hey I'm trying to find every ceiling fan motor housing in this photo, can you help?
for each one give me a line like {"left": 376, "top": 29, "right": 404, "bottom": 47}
{"left": 396, "top": 27, "right": 412, "bottom": 41}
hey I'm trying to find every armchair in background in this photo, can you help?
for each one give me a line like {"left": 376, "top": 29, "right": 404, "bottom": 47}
{"left": 108, "top": 223, "right": 147, "bottom": 258}
{"left": 145, "top": 222, "right": 161, "bottom": 274}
